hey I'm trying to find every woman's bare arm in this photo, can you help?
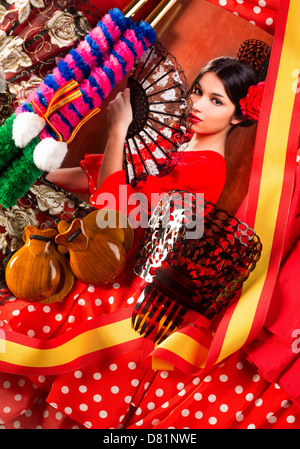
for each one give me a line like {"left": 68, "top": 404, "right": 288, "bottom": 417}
{"left": 97, "top": 88, "right": 132, "bottom": 189}
{"left": 46, "top": 167, "right": 89, "bottom": 194}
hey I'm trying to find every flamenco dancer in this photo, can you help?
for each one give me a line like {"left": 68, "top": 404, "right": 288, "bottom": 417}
{"left": 1, "top": 36, "right": 300, "bottom": 429}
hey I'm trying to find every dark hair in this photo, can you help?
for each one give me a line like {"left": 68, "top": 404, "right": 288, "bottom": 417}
{"left": 190, "top": 57, "right": 259, "bottom": 129}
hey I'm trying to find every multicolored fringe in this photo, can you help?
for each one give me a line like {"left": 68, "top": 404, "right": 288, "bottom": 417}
{"left": 16, "top": 9, "right": 156, "bottom": 143}
{"left": 0, "top": 8, "right": 155, "bottom": 208}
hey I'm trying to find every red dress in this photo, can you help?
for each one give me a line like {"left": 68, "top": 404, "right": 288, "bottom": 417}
{"left": 0, "top": 150, "right": 299, "bottom": 430}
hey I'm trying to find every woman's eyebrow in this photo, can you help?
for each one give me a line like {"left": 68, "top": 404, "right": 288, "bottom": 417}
{"left": 196, "top": 82, "right": 225, "bottom": 98}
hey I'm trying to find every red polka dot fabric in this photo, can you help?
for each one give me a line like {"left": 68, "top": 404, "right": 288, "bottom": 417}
{"left": 206, "top": 0, "right": 279, "bottom": 34}
{"left": 1, "top": 282, "right": 300, "bottom": 429}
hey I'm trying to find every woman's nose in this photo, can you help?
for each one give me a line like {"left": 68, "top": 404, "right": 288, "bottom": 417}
{"left": 192, "top": 96, "right": 204, "bottom": 112}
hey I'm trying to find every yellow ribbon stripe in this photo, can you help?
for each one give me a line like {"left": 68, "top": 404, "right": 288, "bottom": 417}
{"left": 217, "top": 0, "right": 300, "bottom": 363}
{"left": 0, "top": 319, "right": 140, "bottom": 369}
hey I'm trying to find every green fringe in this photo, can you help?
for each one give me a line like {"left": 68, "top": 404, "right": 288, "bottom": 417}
{"left": 0, "top": 133, "right": 42, "bottom": 209}
{"left": 0, "top": 114, "right": 24, "bottom": 172}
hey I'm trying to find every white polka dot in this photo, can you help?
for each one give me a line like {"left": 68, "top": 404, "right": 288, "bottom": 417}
{"left": 14, "top": 421, "right": 21, "bottom": 428}
{"left": 127, "top": 297, "right": 134, "bottom": 304}
{"left": 267, "top": 413, "right": 277, "bottom": 424}
{"left": 208, "top": 394, "right": 216, "bottom": 403}
{"left": 219, "top": 0, "right": 227, "bottom": 6}
{"left": 236, "top": 362, "right": 244, "bottom": 370}
{"left": 194, "top": 393, "right": 202, "bottom": 401}
{"left": 18, "top": 379, "right": 25, "bottom": 387}
{"left": 3, "top": 406, "right": 11, "bottom": 413}
{"left": 152, "top": 419, "right": 160, "bottom": 426}
{"left": 95, "top": 298, "right": 102, "bottom": 306}
{"left": 131, "top": 379, "right": 139, "bottom": 387}
{"left": 274, "top": 383, "right": 280, "bottom": 389}
{"left": 161, "top": 401, "right": 169, "bottom": 408}
{"left": 160, "top": 371, "right": 168, "bottom": 379}
{"left": 50, "top": 402, "right": 58, "bottom": 409}
{"left": 79, "top": 404, "right": 88, "bottom": 411}
{"left": 12, "top": 310, "right": 20, "bottom": 316}
{"left": 236, "top": 411, "right": 244, "bottom": 422}
{"left": 93, "top": 394, "right": 102, "bottom": 402}
{"left": 25, "top": 410, "right": 32, "bottom": 417}
{"left": 38, "top": 376, "right": 45, "bottom": 383}
{"left": 111, "top": 386, "right": 119, "bottom": 394}
{"left": 78, "top": 298, "right": 85, "bottom": 306}
{"left": 252, "top": 374, "right": 260, "bottom": 382}
{"left": 147, "top": 402, "right": 155, "bottom": 410}
{"left": 193, "top": 377, "right": 200, "bottom": 385}
{"left": 135, "top": 407, "right": 142, "bottom": 415}
{"left": 74, "top": 370, "right": 82, "bottom": 378}
{"left": 253, "top": 6, "right": 261, "bottom": 14}
{"left": 195, "top": 411, "right": 203, "bottom": 419}
{"left": 208, "top": 417, "right": 217, "bottom": 425}
{"left": 255, "top": 398, "right": 263, "bottom": 407}
{"left": 68, "top": 315, "right": 75, "bottom": 323}
{"left": 93, "top": 372, "right": 101, "bottom": 380}
{"left": 246, "top": 393, "right": 254, "bottom": 401}
{"left": 99, "top": 410, "right": 108, "bottom": 418}
{"left": 55, "top": 412, "right": 63, "bottom": 420}
{"left": 79, "top": 385, "right": 87, "bottom": 393}
{"left": 155, "top": 388, "right": 164, "bottom": 397}
{"left": 124, "top": 396, "right": 132, "bottom": 404}
{"left": 64, "top": 407, "right": 72, "bottom": 415}
{"left": 55, "top": 314, "right": 62, "bottom": 321}
{"left": 220, "top": 404, "right": 228, "bottom": 412}
{"left": 249, "top": 20, "right": 256, "bottom": 25}
{"left": 43, "top": 306, "right": 50, "bottom": 313}
{"left": 43, "top": 410, "right": 49, "bottom": 418}
{"left": 84, "top": 421, "right": 92, "bottom": 428}
{"left": 61, "top": 386, "right": 69, "bottom": 394}
{"left": 88, "top": 285, "right": 95, "bottom": 293}
{"left": 73, "top": 294, "right": 79, "bottom": 300}
{"left": 112, "top": 283, "right": 120, "bottom": 289}
{"left": 3, "top": 381, "right": 11, "bottom": 389}
{"left": 128, "top": 362, "right": 136, "bottom": 370}
{"left": 43, "top": 326, "right": 50, "bottom": 333}
{"left": 235, "top": 385, "right": 243, "bottom": 394}
{"left": 258, "top": 0, "right": 266, "bottom": 6}
{"left": 204, "top": 376, "right": 211, "bottom": 382}
{"left": 247, "top": 424, "right": 256, "bottom": 429}
{"left": 27, "top": 305, "right": 35, "bottom": 312}
{"left": 135, "top": 419, "right": 143, "bottom": 426}
{"left": 281, "top": 400, "right": 291, "bottom": 408}
{"left": 27, "top": 330, "right": 35, "bottom": 337}
{"left": 178, "top": 389, "right": 186, "bottom": 397}
{"left": 14, "top": 394, "right": 22, "bottom": 401}
{"left": 181, "top": 409, "right": 190, "bottom": 417}
{"left": 266, "top": 17, "right": 273, "bottom": 26}
{"left": 109, "top": 363, "right": 117, "bottom": 371}
{"left": 108, "top": 296, "right": 114, "bottom": 304}
{"left": 177, "top": 382, "right": 184, "bottom": 390}
{"left": 236, "top": 0, "right": 244, "bottom": 3}
{"left": 287, "top": 415, "right": 296, "bottom": 424}
{"left": 220, "top": 375, "right": 228, "bottom": 382}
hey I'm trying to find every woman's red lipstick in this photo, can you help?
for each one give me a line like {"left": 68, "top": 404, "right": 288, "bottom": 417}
{"left": 189, "top": 113, "right": 202, "bottom": 123}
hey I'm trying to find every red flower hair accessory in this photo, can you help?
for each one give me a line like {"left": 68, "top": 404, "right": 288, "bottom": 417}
{"left": 239, "top": 81, "right": 266, "bottom": 122}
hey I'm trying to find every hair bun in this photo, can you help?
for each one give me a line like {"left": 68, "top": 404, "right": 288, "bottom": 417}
{"left": 237, "top": 39, "right": 271, "bottom": 81}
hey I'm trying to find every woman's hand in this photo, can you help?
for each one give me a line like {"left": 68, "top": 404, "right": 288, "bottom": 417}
{"left": 107, "top": 88, "right": 133, "bottom": 138}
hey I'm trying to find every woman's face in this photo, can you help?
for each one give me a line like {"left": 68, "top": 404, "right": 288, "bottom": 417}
{"left": 189, "top": 72, "right": 241, "bottom": 136}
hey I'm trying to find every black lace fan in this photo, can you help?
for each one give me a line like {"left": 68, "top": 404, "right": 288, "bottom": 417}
{"left": 132, "top": 190, "right": 262, "bottom": 344}
{"left": 124, "top": 41, "right": 192, "bottom": 186}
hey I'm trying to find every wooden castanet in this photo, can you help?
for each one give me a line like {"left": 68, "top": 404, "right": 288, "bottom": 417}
{"left": 55, "top": 218, "right": 127, "bottom": 285}
{"left": 5, "top": 226, "right": 74, "bottom": 302}
{"left": 83, "top": 209, "right": 134, "bottom": 254}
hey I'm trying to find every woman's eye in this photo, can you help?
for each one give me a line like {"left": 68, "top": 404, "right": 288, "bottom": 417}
{"left": 193, "top": 87, "right": 202, "bottom": 95}
{"left": 212, "top": 97, "right": 223, "bottom": 106}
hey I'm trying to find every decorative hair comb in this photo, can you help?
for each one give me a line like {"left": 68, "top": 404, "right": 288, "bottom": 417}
{"left": 132, "top": 190, "right": 262, "bottom": 344}
{"left": 237, "top": 39, "right": 271, "bottom": 81}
